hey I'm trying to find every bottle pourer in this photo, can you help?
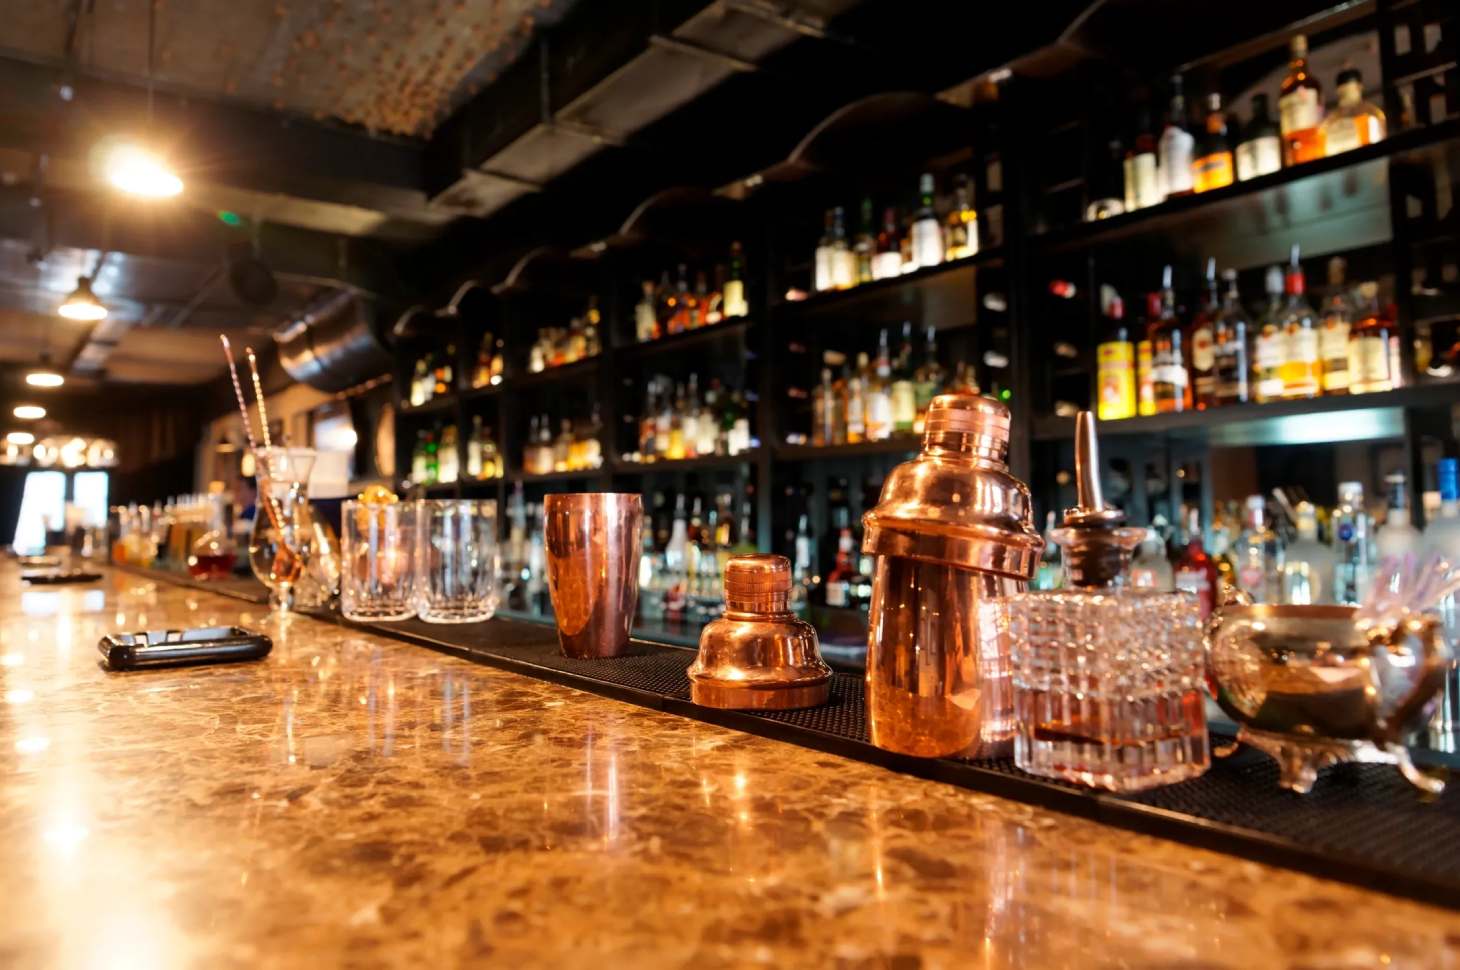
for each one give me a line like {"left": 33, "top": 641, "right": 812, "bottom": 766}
{"left": 1052, "top": 412, "right": 1145, "bottom": 588}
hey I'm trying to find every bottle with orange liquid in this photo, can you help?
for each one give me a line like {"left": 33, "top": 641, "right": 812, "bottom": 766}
{"left": 1279, "top": 34, "right": 1325, "bottom": 165}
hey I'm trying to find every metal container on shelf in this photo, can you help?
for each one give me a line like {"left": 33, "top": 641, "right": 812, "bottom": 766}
{"left": 860, "top": 393, "right": 1043, "bottom": 759}
{"left": 688, "top": 554, "right": 831, "bottom": 710}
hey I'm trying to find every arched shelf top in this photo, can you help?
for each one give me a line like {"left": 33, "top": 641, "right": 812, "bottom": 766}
{"left": 491, "top": 245, "right": 596, "bottom": 296}
{"left": 572, "top": 187, "right": 746, "bottom": 255}
{"left": 786, "top": 91, "right": 974, "bottom": 174}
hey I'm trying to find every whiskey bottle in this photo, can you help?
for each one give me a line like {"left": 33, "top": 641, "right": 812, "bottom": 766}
{"left": 1322, "top": 66, "right": 1386, "bottom": 156}
{"left": 1212, "top": 269, "right": 1250, "bottom": 406}
{"left": 1347, "top": 282, "right": 1395, "bottom": 394}
{"left": 872, "top": 207, "right": 902, "bottom": 281}
{"left": 1191, "top": 93, "right": 1235, "bottom": 193}
{"left": 723, "top": 241, "right": 749, "bottom": 318}
{"left": 1279, "top": 34, "right": 1325, "bottom": 165}
{"left": 853, "top": 199, "right": 876, "bottom": 285}
{"left": 409, "top": 356, "right": 430, "bottom": 407}
{"left": 682, "top": 374, "right": 702, "bottom": 459}
{"left": 636, "top": 280, "right": 659, "bottom": 343}
{"left": 1136, "top": 329, "right": 1156, "bottom": 416}
{"left": 1235, "top": 93, "right": 1283, "bottom": 181}
{"left": 1173, "top": 508, "right": 1220, "bottom": 618}
{"left": 1252, "top": 266, "right": 1287, "bottom": 403}
{"left": 1095, "top": 290, "right": 1136, "bottom": 421}
{"left": 866, "top": 335, "right": 894, "bottom": 441}
{"left": 1148, "top": 267, "right": 1189, "bottom": 413}
{"left": 1158, "top": 76, "right": 1196, "bottom": 198}
{"left": 1278, "top": 245, "right": 1321, "bottom": 399}
{"left": 944, "top": 174, "right": 978, "bottom": 260}
{"left": 813, "top": 210, "right": 835, "bottom": 293}
{"left": 909, "top": 173, "right": 944, "bottom": 271}
{"left": 845, "top": 374, "right": 866, "bottom": 444}
{"left": 913, "top": 325, "right": 945, "bottom": 425}
{"left": 1125, "top": 104, "right": 1162, "bottom": 209}
{"left": 890, "top": 322, "right": 918, "bottom": 434}
{"left": 1318, "top": 257, "right": 1354, "bottom": 394}
{"left": 1188, "top": 258, "right": 1219, "bottom": 408}
{"left": 830, "top": 206, "right": 856, "bottom": 290}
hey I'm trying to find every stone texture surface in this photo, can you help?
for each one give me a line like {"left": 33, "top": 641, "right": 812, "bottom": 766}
{"left": 1, "top": 568, "right": 1459, "bottom": 969}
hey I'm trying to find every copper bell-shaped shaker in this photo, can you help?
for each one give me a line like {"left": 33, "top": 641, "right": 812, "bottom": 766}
{"left": 688, "top": 554, "right": 832, "bottom": 710}
{"left": 861, "top": 393, "right": 1044, "bottom": 758}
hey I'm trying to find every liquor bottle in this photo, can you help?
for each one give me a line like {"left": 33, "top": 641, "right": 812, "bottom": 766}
{"left": 866, "top": 334, "right": 894, "bottom": 441}
{"left": 1095, "top": 290, "right": 1137, "bottom": 421}
{"left": 1423, "top": 459, "right": 1460, "bottom": 561}
{"left": 1136, "top": 327, "right": 1156, "bottom": 416}
{"left": 792, "top": 513, "right": 817, "bottom": 611}
{"left": 813, "top": 210, "right": 835, "bottom": 293}
{"left": 909, "top": 173, "right": 944, "bottom": 271}
{"left": 1252, "top": 265, "right": 1287, "bottom": 403}
{"left": 845, "top": 374, "right": 866, "bottom": 444}
{"left": 1125, "top": 103, "right": 1162, "bottom": 209}
{"left": 829, "top": 206, "right": 857, "bottom": 290}
{"left": 890, "top": 322, "right": 918, "bottom": 434}
{"left": 1317, "top": 257, "right": 1354, "bottom": 395}
{"left": 1148, "top": 268, "right": 1189, "bottom": 413}
{"left": 481, "top": 420, "right": 501, "bottom": 479}
{"left": 824, "top": 527, "right": 856, "bottom": 608}
{"left": 1189, "top": 257, "right": 1219, "bottom": 408}
{"left": 1278, "top": 245, "right": 1321, "bottom": 399}
{"left": 553, "top": 419, "right": 572, "bottom": 473}
{"left": 466, "top": 414, "right": 484, "bottom": 479}
{"left": 669, "top": 265, "right": 693, "bottom": 334}
{"left": 723, "top": 241, "right": 749, "bottom": 318}
{"left": 812, "top": 368, "right": 834, "bottom": 447}
{"left": 1235, "top": 93, "right": 1283, "bottom": 181}
{"left": 830, "top": 365, "right": 848, "bottom": 445}
{"left": 853, "top": 199, "right": 876, "bottom": 285}
{"left": 409, "top": 357, "right": 430, "bottom": 407}
{"left": 1032, "top": 511, "right": 1063, "bottom": 590}
{"left": 411, "top": 429, "right": 428, "bottom": 483}
{"left": 1129, "top": 528, "right": 1173, "bottom": 589}
{"left": 1322, "top": 67, "right": 1386, "bottom": 156}
{"left": 1331, "top": 481, "right": 1371, "bottom": 604}
{"left": 1213, "top": 269, "right": 1250, "bottom": 406}
{"left": 1086, "top": 138, "right": 1127, "bottom": 221}
{"left": 1191, "top": 92, "right": 1235, "bottom": 193}
{"left": 1376, "top": 472, "right": 1421, "bottom": 562}
{"left": 664, "top": 495, "right": 689, "bottom": 618}
{"left": 424, "top": 428, "right": 439, "bottom": 485}
{"left": 1280, "top": 500, "right": 1336, "bottom": 604}
{"left": 1158, "top": 75, "right": 1196, "bottom": 198}
{"left": 1279, "top": 34, "right": 1325, "bottom": 165}
{"left": 1174, "top": 508, "right": 1219, "bottom": 618}
{"left": 1347, "top": 282, "right": 1395, "bottom": 394}
{"left": 1234, "top": 494, "right": 1282, "bottom": 603}
{"left": 636, "top": 280, "right": 659, "bottom": 343}
{"left": 728, "top": 389, "right": 751, "bottom": 456}
{"left": 682, "top": 374, "right": 702, "bottom": 459}
{"left": 913, "top": 325, "right": 945, "bottom": 426}
{"left": 666, "top": 385, "right": 687, "bottom": 461}
{"left": 872, "top": 207, "right": 902, "bottom": 281}
{"left": 436, "top": 343, "right": 455, "bottom": 396}
{"left": 655, "top": 388, "right": 672, "bottom": 460}
{"left": 694, "top": 388, "right": 716, "bottom": 458}
{"left": 944, "top": 174, "right": 978, "bottom": 260}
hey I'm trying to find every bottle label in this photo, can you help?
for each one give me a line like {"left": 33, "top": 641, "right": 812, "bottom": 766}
{"left": 1136, "top": 340, "right": 1156, "bottom": 415}
{"left": 722, "top": 280, "right": 747, "bottom": 318}
{"left": 1096, "top": 341, "right": 1136, "bottom": 421}
{"left": 825, "top": 583, "right": 847, "bottom": 607}
{"left": 1191, "top": 326, "right": 1215, "bottom": 372}
{"left": 1174, "top": 568, "right": 1214, "bottom": 616}
{"left": 1159, "top": 129, "right": 1195, "bottom": 194}
{"left": 1280, "top": 87, "right": 1321, "bottom": 134}
{"left": 910, "top": 220, "right": 944, "bottom": 271}
{"left": 1320, "top": 320, "right": 1351, "bottom": 391}
{"left": 1192, "top": 152, "right": 1234, "bottom": 193}
{"left": 1132, "top": 153, "right": 1161, "bottom": 208}
{"left": 1280, "top": 328, "right": 1320, "bottom": 394}
{"left": 1236, "top": 136, "right": 1282, "bottom": 181}
{"left": 1350, "top": 334, "right": 1393, "bottom": 391}
{"left": 1325, "top": 117, "right": 1362, "bottom": 155}
{"left": 813, "top": 247, "right": 833, "bottom": 292}
{"left": 871, "top": 252, "right": 901, "bottom": 281}
{"left": 832, "top": 250, "right": 857, "bottom": 290}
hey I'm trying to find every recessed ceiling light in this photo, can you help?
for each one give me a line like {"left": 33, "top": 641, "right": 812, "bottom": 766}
{"left": 58, "top": 277, "right": 107, "bottom": 321}
{"left": 25, "top": 370, "right": 64, "bottom": 388}
{"left": 5, "top": 432, "right": 34, "bottom": 445}
{"left": 13, "top": 406, "right": 45, "bottom": 420}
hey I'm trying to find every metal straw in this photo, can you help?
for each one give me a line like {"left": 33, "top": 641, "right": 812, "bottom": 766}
{"left": 245, "top": 347, "right": 273, "bottom": 449}
{"left": 219, "top": 335, "right": 257, "bottom": 450}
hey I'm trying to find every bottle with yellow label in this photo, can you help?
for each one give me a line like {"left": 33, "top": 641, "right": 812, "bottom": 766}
{"left": 1192, "top": 93, "right": 1235, "bottom": 193}
{"left": 1136, "top": 337, "right": 1156, "bottom": 416}
{"left": 1096, "top": 294, "right": 1136, "bottom": 421}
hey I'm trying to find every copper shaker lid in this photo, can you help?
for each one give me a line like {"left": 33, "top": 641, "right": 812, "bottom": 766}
{"left": 861, "top": 393, "right": 1043, "bottom": 578}
{"left": 688, "top": 554, "right": 830, "bottom": 711}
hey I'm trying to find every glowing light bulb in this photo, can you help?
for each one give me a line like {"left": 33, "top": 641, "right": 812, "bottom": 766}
{"left": 58, "top": 277, "right": 107, "bottom": 321}
{"left": 13, "top": 405, "right": 45, "bottom": 420}
{"left": 6, "top": 432, "right": 34, "bottom": 445}
{"left": 25, "top": 370, "right": 64, "bottom": 388}
{"left": 104, "top": 143, "right": 183, "bottom": 198}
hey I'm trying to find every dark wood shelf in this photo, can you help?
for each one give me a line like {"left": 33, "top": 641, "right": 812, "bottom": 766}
{"left": 773, "top": 438, "right": 920, "bottom": 461}
{"left": 510, "top": 467, "right": 609, "bottom": 483}
{"left": 418, "top": 482, "right": 460, "bottom": 496}
{"left": 1031, "top": 381, "right": 1460, "bottom": 441}
{"left": 773, "top": 249, "right": 1002, "bottom": 320}
{"left": 459, "top": 382, "right": 505, "bottom": 402}
{"left": 614, "top": 318, "right": 752, "bottom": 359}
{"left": 610, "top": 451, "right": 758, "bottom": 474}
{"left": 397, "top": 395, "right": 456, "bottom": 416}
{"left": 1032, "top": 119, "right": 1460, "bottom": 254}
{"left": 507, "top": 356, "right": 601, "bottom": 389}
{"left": 459, "top": 477, "right": 504, "bottom": 491}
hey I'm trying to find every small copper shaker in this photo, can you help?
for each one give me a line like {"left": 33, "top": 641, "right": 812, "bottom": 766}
{"left": 862, "top": 393, "right": 1044, "bottom": 758}
{"left": 688, "top": 554, "right": 831, "bottom": 709}
{"left": 544, "top": 493, "right": 643, "bottom": 659}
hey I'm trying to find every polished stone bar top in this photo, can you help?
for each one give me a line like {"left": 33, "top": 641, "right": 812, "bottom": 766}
{"left": 3, "top": 567, "right": 1460, "bottom": 969}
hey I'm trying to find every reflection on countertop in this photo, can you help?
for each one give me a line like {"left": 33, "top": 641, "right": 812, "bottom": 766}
{"left": 1, "top": 566, "right": 1458, "bottom": 968}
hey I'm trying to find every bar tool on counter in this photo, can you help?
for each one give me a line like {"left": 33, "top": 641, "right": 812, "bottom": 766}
{"left": 688, "top": 554, "right": 831, "bottom": 710}
{"left": 1007, "top": 412, "right": 1210, "bottom": 791}
{"left": 1206, "top": 553, "right": 1456, "bottom": 795}
{"left": 861, "top": 393, "right": 1044, "bottom": 759}
{"left": 544, "top": 493, "right": 643, "bottom": 659}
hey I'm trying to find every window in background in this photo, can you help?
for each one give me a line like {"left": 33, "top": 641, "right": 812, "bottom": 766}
{"left": 73, "top": 471, "right": 110, "bottom": 528}
{"left": 12, "top": 470, "right": 66, "bottom": 553}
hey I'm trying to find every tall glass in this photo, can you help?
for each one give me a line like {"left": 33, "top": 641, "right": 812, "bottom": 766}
{"left": 341, "top": 500, "right": 416, "bottom": 622}
{"left": 415, "top": 499, "right": 499, "bottom": 623}
{"left": 249, "top": 447, "right": 324, "bottom": 612}
{"left": 544, "top": 493, "right": 643, "bottom": 658}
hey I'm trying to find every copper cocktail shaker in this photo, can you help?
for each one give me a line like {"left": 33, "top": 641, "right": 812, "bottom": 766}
{"left": 543, "top": 493, "right": 643, "bottom": 659}
{"left": 861, "top": 393, "right": 1043, "bottom": 759}
{"left": 688, "top": 554, "right": 831, "bottom": 709}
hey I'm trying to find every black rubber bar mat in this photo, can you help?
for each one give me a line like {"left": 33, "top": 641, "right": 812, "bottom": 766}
{"left": 115, "top": 565, "right": 1460, "bottom": 908}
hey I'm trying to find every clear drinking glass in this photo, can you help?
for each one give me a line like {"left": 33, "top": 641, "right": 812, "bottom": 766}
{"left": 341, "top": 500, "right": 416, "bottom": 622}
{"left": 414, "top": 499, "right": 499, "bottom": 623}
{"left": 1007, "top": 588, "right": 1209, "bottom": 791}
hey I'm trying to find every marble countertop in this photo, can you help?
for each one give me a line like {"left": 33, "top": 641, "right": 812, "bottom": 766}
{"left": 3, "top": 566, "right": 1459, "bottom": 969}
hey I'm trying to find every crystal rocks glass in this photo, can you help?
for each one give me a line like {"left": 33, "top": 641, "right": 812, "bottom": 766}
{"left": 1007, "top": 588, "right": 1209, "bottom": 791}
{"left": 341, "top": 500, "right": 416, "bottom": 622}
{"left": 414, "top": 499, "right": 499, "bottom": 624}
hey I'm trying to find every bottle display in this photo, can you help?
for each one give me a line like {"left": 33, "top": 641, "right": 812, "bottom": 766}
{"left": 1279, "top": 34, "right": 1325, "bottom": 165}
{"left": 636, "top": 244, "right": 746, "bottom": 341}
{"left": 626, "top": 374, "right": 752, "bottom": 463}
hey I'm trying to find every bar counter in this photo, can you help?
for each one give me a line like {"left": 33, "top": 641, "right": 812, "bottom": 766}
{"left": 4, "top": 566, "right": 1460, "bottom": 969}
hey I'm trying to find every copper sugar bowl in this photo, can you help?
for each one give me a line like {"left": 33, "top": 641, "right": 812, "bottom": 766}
{"left": 861, "top": 393, "right": 1043, "bottom": 759}
{"left": 688, "top": 554, "right": 831, "bottom": 710}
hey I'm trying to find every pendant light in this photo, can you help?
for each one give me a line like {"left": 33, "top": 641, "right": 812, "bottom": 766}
{"left": 58, "top": 276, "right": 107, "bottom": 321}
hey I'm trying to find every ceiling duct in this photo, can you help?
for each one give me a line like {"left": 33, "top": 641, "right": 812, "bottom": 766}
{"left": 274, "top": 291, "right": 393, "bottom": 393}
